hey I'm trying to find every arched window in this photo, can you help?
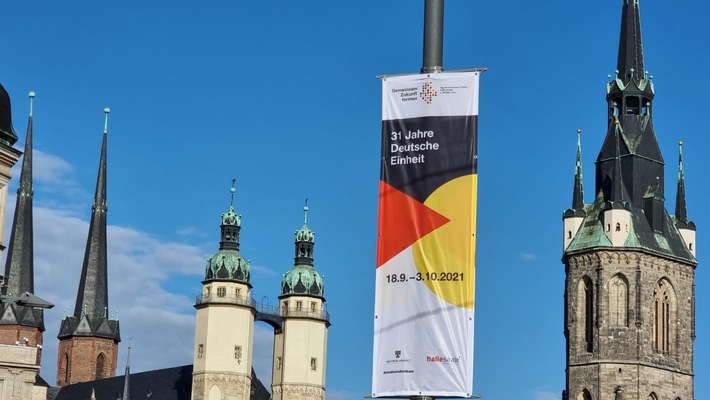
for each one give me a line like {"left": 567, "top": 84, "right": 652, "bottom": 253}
{"left": 609, "top": 274, "right": 628, "bottom": 327}
{"left": 647, "top": 393, "right": 658, "bottom": 400}
{"left": 62, "top": 353, "right": 70, "bottom": 383}
{"left": 578, "top": 389, "right": 592, "bottom": 400}
{"left": 653, "top": 279, "right": 676, "bottom": 354}
{"left": 577, "top": 277, "right": 594, "bottom": 352}
{"left": 96, "top": 353, "right": 106, "bottom": 379}
{"left": 208, "top": 384, "right": 222, "bottom": 400}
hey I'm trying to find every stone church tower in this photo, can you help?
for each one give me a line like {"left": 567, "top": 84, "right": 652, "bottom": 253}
{"left": 562, "top": 1, "right": 696, "bottom": 400}
{"left": 57, "top": 109, "right": 121, "bottom": 385}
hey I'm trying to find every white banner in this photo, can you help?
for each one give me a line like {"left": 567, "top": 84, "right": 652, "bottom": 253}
{"left": 372, "top": 71, "right": 479, "bottom": 398}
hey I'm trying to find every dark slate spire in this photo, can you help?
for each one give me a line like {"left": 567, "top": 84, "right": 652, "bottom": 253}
{"left": 596, "top": 0, "right": 662, "bottom": 208}
{"left": 607, "top": 119, "right": 628, "bottom": 209}
{"left": 566, "top": 1, "right": 694, "bottom": 262}
{"left": 122, "top": 344, "right": 131, "bottom": 400}
{"left": 674, "top": 141, "right": 694, "bottom": 229}
{"left": 571, "top": 129, "right": 584, "bottom": 211}
{"left": 616, "top": 0, "right": 644, "bottom": 85}
{"left": 59, "top": 108, "right": 120, "bottom": 343}
{"left": 73, "top": 109, "right": 110, "bottom": 320}
{"left": 4, "top": 92, "right": 35, "bottom": 296}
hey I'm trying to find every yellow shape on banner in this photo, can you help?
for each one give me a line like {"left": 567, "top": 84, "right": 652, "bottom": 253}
{"left": 412, "top": 174, "right": 477, "bottom": 308}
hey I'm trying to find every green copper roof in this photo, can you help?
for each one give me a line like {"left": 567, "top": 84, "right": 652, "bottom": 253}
{"left": 565, "top": 191, "right": 696, "bottom": 264}
{"left": 204, "top": 182, "right": 250, "bottom": 283}
{"left": 281, "top": 203, "right": 324, "bottom": 298}
{"left": 205, "top": 249, "right": 250, "bottom": 282}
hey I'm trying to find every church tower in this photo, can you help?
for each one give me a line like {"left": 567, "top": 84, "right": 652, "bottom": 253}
{"left": 57, "top": 109, "right": 121, "bottom": 385}
{"left": 0, "top": 85, "right": 23, "bottom": 258}
{"left": 272, "top": 203, "right": 329, "bottom": 400}
{"left": 192, "top": 183, "right": 255, "bottom": 400}
{"left": 562, "top": 1, "right": 696, "bottom": 400}
{"left": 0, "top": 91, "right": 53, "bottom": 400}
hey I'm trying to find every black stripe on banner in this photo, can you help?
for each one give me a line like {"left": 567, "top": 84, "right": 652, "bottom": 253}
{"left": 381, "top": 115, "right": 478, "bottom": 203}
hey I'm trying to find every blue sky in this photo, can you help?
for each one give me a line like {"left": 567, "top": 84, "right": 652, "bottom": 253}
{"left": 2, "top": 1, "right": 710, "bottom": 399}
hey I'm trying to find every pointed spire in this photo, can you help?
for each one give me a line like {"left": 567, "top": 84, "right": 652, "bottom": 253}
{"left": 617, "top": 0, "right": 645, "bottom": 84}
{"left": 4, "top": 91, "right": 36, "bottom": 296}
{"left": 608, "top": 118, "right": 628, "bottom": 208}
{"left": 73, "top": 108, "right": 110, "bottom": 319}
{"left": 675, "top": 141, "right": 688, "bottom": 224}
{"left": 571, "top": 129, "right": 584, "bottom": 210}
{"left": 122, "top": 341, "right": 131, "bottom": 400}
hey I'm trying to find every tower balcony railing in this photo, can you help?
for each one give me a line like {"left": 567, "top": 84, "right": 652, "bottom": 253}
{"left": 278, "top": 306, "right": 330, "bottom": 322}
{"left": 195, "top": 294, "right": 330, "bottom": 323}
{"left": 195, "top": 293, "right": 256, "bottom": 308}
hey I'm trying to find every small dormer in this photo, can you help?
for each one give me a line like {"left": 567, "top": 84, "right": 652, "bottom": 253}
{"left": 603, "top": 202, "right": 631, "bottom": 247}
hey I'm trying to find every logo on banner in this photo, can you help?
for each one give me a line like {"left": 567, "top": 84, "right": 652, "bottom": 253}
{"left": 385, "top": 350, "right": 411, "bottom": 364}
{"left": 419, "top": 81, "right": 438, "bottom": 104}
{"left": 426, "top": 355, "right": 461, "bottom": 364}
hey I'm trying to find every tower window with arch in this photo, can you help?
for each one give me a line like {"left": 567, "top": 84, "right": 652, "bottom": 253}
{"left": 647, "top": 393, "right": 658, "bottom": 400}
{"left": 62, "top": 352, "right": 70, "bottom": 383}
{"left": 96, "top": 353, "right": 107, "bottom": 379}
{"left": 576, "top": 276, "right": 594, "bottom": 352}
{"left": 653, "top": 279, "right": 676, "bottom": 354}
{"left": 578, "top": 388, "right": 592, "bottom": 400}
{"left": 609, "top": 274, "right": 628, "bottom": 327}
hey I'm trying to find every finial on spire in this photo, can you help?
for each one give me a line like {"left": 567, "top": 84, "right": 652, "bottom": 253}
{"left": 303, "top": 199, "right": 309, "bottom": 224}
{"left": 230, "top": 179, "right": 236, "bottom": 207}
{"left": 103, "top": 107, "right": 110, "bottom": 134}
{"left": 28, "top": 91, "right": 35, "bottom": 117}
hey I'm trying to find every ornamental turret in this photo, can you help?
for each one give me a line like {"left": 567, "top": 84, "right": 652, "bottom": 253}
{"left": 281, "top": 202, "right": 324, "bottom": 298}
{"left": 204, "top": 180, "right": 250, "bottom": 283}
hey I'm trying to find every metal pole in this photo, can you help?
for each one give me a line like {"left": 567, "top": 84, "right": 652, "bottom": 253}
{"left": 421, "top": 0, "right": 444, "bottom": 73}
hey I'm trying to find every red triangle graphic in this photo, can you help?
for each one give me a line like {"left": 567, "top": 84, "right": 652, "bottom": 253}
{"left": 376, "top": 180, "right": 450, "bottom": 268}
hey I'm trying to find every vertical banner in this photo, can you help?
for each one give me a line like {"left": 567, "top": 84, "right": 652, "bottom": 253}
{"left": 372, "top": 72, "right": 479, "bottom": 398}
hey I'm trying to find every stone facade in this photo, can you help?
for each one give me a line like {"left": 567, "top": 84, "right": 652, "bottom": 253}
{"left": 0, "top": 344, "right": 46, "bottom": 400}
{"left": 56, "top": 336, "right": 118, "bottom": 385}
{"left": 564, "top": 250, "right": 694, "bottom": 400}
{"left": 0, "top": 325, "right": 42, "bottom": 364}
{"left": 191, "top": 371, "right": 251, "bottom": 400}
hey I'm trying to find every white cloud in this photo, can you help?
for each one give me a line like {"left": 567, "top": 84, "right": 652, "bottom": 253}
{"left": 33, "top": 149, "right": 74, "bottom": 184}
{"left": 251, "top": 263, "right": 278, "bottom": 278}
{"left": 521, "top": 253, "right": 538, "bottom": 261}
{"left": 176, "top": 226, "right": 198, "bottom": 236}
{"left": 534, "top": 390, "right": 560, "bottom": 400}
